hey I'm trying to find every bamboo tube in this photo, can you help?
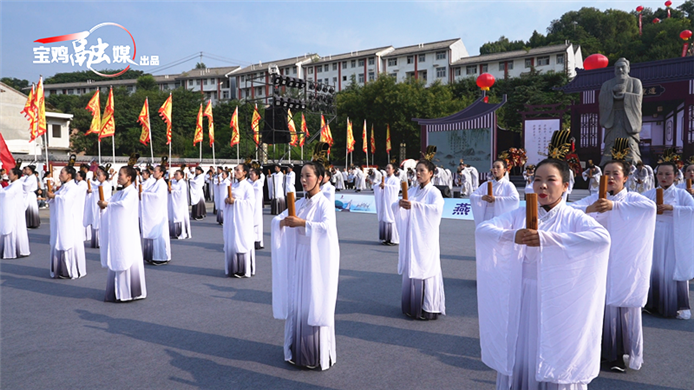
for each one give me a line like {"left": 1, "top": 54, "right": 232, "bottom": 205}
{"left": 46, "top": 180, "right": 53, "bottom": 193}
{"left": 401, "top": 181, "right": 408, "bottom": 200}
{"left": 138, "top": 184, "right": 142, "bottom": 199}
{"left": 98, "top": 185, "right": 104, "bottom": 201}
{"left": 656, "top": 188, "right": 664, "bottom": 215}
{"left": 87, "top": 179, "right": 92, "bottom": 191}
{"left": 599, "top": 175, "right": 608, "bottom": 199}
{"left": 167, "top": 180, "right": 172, "bottom": 192}
{"left": 287, "top": 192, "right": 296, "bottom": 217}
{"left": 687, "top": 179, "right": 692, "bottom": 190}
{"left": 487, "top": 180, "right": 493, "bottom": 196}
{"left": 227, "top": 185, "right": 232, "bottom": 200}
{"left": 526, "top": 193, "right": 538, "bottom": 230}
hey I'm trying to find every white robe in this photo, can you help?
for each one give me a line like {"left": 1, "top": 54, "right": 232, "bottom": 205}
{"left": 49, "top": 180, "right": 87, "bottom": 279}
{"left": 321, "top": 181, "right": 335, "bottom": 205}
{"left": 189, "top": 173, "right": 205, "bottom": 205}
{"left": 268, "top": 172, "right": 285, "bottom": 200}
{"left": 334, "top": 172, "right": 345, "bottom": 190}
{"left": 476, "top": 202, "right": 610, "bottom": 387}
{"left": 141, "top": 178, "right": 171, "bottom": 262}
{"left": 643, "top": 185, "right": 694, "bottom": 317}
{"left": 75, "top": 181, "right": 88, "bottom": 241}
{"left": 469, "top": 167, "right": 480, "bottom": 191}
{"left": 583, "top": 167, "right": 602, "bottom": 195}
{"left": 21, "top": 174, "right": 40, "bottom": 228}
{"left": 0, "top": 179, "right": 30, "bottom": 258}
{"left": 354, "top": 169, "right": 367, "bottom": 190}
{"left": 374, "top": 175, "right": 400, "bottom": 244}
{"left": 252, "top": 178, "right": 265, "bottom": 247}
{"left": 392, "top": 182, "right": 445, "bottom": 314}
{"left": 85, "top": 181, "right": 112, "bottom": 242}
{"left": 100, "top": 184, "right": 147, "bottom": 301}
{"left": 223, "top": 179, "right": 256, "bottom": 277}
{"left": 169, "top": 179, "right": 192, "bottom": 239}
{"left": 284, "top": 171, "right": 296, "bottom": 196}
{"left": 470, "top": 176, "right": 520, "bottom": 226}
{"left": 272, "top": 191, "right": 339, "bottom": 370}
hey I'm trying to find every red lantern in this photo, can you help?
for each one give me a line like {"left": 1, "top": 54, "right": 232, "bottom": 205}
{"left": 583, "top": 54, "right": 609, "bottom": 70}
{"left": 665, "top": 0, "right": 672, "bottom": 6}
{"left": 637, "top": 6, "right": 644, "bottom": 35}
{"left": 476, "top": 73, "right": 495, "bottom": 103}
{"left": 653, "top": 18, "right": 661, "bottom": 24}
{"left": 681, "top": 30, "right": 693, "bottom": 40}
{"left": 636, "top": 5, "right": 644, "bottom": 12}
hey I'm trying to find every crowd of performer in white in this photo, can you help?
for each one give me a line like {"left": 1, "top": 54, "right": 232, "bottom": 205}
{"left": 1, "top": 153, "right": 693, "bottom": 388}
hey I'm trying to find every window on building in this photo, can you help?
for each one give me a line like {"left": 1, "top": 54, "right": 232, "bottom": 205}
{"left": 293, "top": 67, "right": 297, "bottom": 74}
{"left": 343, "top": 76, "right": 347, "bottom": 81}
{"left": 466, "top": 65, "right": 477, "bottom": 75}
{"left": 368, "top": 71, "right": 375, "bottom": 81}
{"left": 481, "top": 64, "right": 488, "bottom": 73}
{"left": 406, "top": 71, "right": 415, "bottom": 78}
{"left": 368, "top": 57, "right": 375, "bottom": 65}
{"left": 436, "top": 67, "right": 446, "bottom": 78}
{"left": 317, "top": 65, "right": 322, "bottom": 73}
{"left": 342, "top": 61, "right": 347, "bottom": 69}
{"left": 204, "top": 79, "right": 209, "bottom": 85}
{"left": 196, "top": 80, "right": 201, "bottom": 85}
{"left": 525, "top": 58, "right": 532, "bottom": 68}
{"left": 332, "top": 63, "right": 338, "bottom": 71}
{"left": 420, "top": 70, "right": 427, "bottom": 80}
{"left": 358, "top": 59, "right": 365, "bottom": 66}
{"left": 419, "top": 54, "right": 426, "bottom": 62}
{"left": 350, "top": 60, "right": 356, "bottom": 68}
{"left": 240, "top": 76, "right": 245, "bottom": 82}
{"left": 436, "top": 51, "right": 446, "bottom": 60}
{"left": 537, "top": 56, "right": 550, "bottom": 66}
{"left": 333, "top": 77, "right": 337, "bottom": 84}
{"left": 507, "top": 61, "right": 514, "bottom": 70}
{"left": 358, "top": 74, "right": 364, "bottom": 83}
{"left": 498, "top": 62, "right": 505, "bottom": 71}
{"left": 580, "top": 113, "right": 599, "bottom": 147}
{"left": 308, "top": 67, "right": 313, "bottom": 74}
{"left": 52, "top": 124, "right": 61, "bottom": 139}
{"left": 389, "top": 73, "right": 397, "bottom": 78}
{"left": 407, "top": 56, "right": 414, "bottom": 64}
{"left": 455, "top": 67, "right": 461, "bottom": 76}
{"left": 556, "top": 54, "right": 565, "bottom": 65}
{"left": 256, "top": 87, "right": 263, "bottom": 96}
{"left": 388, "top": 58, "right": 397, "bottom": 66}
{"left": 223, "top": 91, "right": 229, "bottom": 99}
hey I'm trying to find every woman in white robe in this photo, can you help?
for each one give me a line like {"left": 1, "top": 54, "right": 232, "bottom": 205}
{"left": 21, "top": 165, "right": 41, "bottom": 229}
{"left": 213, "top": 170, "right": 230, "bottom": 225}
{"left": 354, "top": 167, "right": 367, "bottom": 192}
{"left": 375, "top": 164, "right": 400, "bottom": 245}
{"left": 569, "top": 160, "right": 656, "bottom": 371}
{"left": 582, "top": 165, "right": 602, "bottom": 195}
{"left": 320, "top": 171, "right": 336, "bottom": 205}
{"left": 47, "top": 167, "right": 87, "bottom": 279}
{"left": 643, "top": 162, "right": 694, "bottom": 319}
{"left": 98, "top": 166, "right": 147, "bottom": 302}
{"left": 476, "top": 159, "right": 611, "bottom": 390}
{"left": 272, "top": 162, "right": 340, "bottom": 370}
{"left": 141, "top": 166, "right": 171, "bottom": 265}
{"left": 677, "top": 163, "right": 694, "bottom": 196}
{"left": 189, "top": 167, "right": 206, "bottom": 220}
{"left": 393, "top": 159, "right": 445, "bottom": 320}
{"left": 471, "top": 160, "right": 520, "bottom": 226}
{"left": 0, "top": 168, "right": 30, "bottom": 258}
{"left": 250, "top": 168, "right": 265, "bottom": 250}
{"left": 223, "top": 164, "right": 256, "bottom": 278}
{"left": 169, "top": 171, "right": 192, "bottom": 240}
{"left": 333, "top": 169, "right": 345, "bottom": 191}
{"left": 268, "top": 166, "right": 286, "bottom": 215}
{"left": 85, "top": 167, "right": 112, "bottom": 248}
{"left": 75, "top": 171, "right": 90, "bottom": 242}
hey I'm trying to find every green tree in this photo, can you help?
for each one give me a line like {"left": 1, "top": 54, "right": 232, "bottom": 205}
{"left": 1, "top": 77, "right": 30, "bottom": 91}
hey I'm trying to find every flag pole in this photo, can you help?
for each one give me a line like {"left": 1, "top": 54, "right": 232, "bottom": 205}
{"left": 98, "top": 139, "right": 102, "bottom": 165}
{"left": 112, "top": 137, "right": 116, "bottom": 165}
{"left": 236, "top": 143, "right": 239, "bottom": 165}
{"left": 199, "top": 140, "right": 202, "bottom": 162}
{"left": 212, "top": 143, "right": 216, "bottom": 166}
{"left": 43, "top": 132, "right": 49, "bottom": 175}
{"left": 150, "top": 139, "right": 154, "bottom": 164}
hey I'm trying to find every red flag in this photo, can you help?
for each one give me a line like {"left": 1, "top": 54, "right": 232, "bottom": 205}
{"left": 138, "top": 98, "right": 151, "bottom": 146}
{"left": 0, "top": 132, "right": 16, "bottom": 170}
{"left": 85, "top": 90, "right": 101, "bottom": 136}
{"left": 251, "top": 104, "right": 261, "bottom": 146}
{"left": 299, "top": 113, "right": 309, "bottom": 147}
{"left": 230, "top": 106, "right": 239, "bottom": 147}
{"left": 370, "top": 125, "right": 376, "bottom": 154}
{"left": 346, "top": 118, "right": 355, "bottom": 153}
{"left": 159, "top": 94, "right": 173, "bottom": 145}
{"left": 362, "top": 119, "right": 368, "bottom": 154}
{"left": 21, "top": 84, "right": 38, "bottom": 142}
{"left": 34, "top": 77, "right": 47, "bottom": 138}
{"left": 99, "top": 87, "right": 115, "bottom": 139}
{"left": 193, "top": 104, "right": 203, "bottom": 145}
{"left": 203, "top": 100, "right": 215, "bottom": 146}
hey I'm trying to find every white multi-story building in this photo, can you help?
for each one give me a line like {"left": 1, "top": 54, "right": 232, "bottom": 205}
{"left": 228, "top": 55, "right": 317, "bottom": 104}
{"left": 178, "top": 66, "right": 238, "bottom": 102}
{"left": 381, "top": 38, "right": 469, "bottom": 86}
{"left": 1, "top": 82, "right": 73, "bottom": 157}
{"left": 450, "top": 42, "right": 583, "bottom": 81}
{"left": 302, "top": 46, "right": 395, "bottom": 91}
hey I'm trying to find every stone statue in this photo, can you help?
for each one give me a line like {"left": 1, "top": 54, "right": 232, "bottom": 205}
{"left": 598, "top": 58, "right": 643, "bottom": 165}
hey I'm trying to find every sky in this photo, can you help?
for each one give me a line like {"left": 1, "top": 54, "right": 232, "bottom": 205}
{"left": 0, "top": 1, "right": 679, "bottom": 83}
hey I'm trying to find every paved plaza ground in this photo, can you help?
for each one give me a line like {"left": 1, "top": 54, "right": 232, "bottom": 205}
{"left": 1, "top": 191, "right": 693, "bottom": 389}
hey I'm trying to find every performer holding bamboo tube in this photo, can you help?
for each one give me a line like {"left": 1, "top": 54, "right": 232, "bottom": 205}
{"left": 475, "top": 156, "right": 611, "bottom": 389}
{"left": 569, "top": 139, "right": 657, "bottom": 372}
{"left": 223, "top": 163, "right": 255, "bottom": 278}
{"left": 643, "top": 160, "right": 694, "bottom": 319}
{"left": 393, "top": 152, "right": 446, "bottom": 321}
{"left": 677, "top": 160, "right": 694, "bottom": 196}
{"left": 85, "top": 164, "right": 112, "bottom": 248}
{"left": 271, "top": 142, "right": 339, "bottom": 370}
{"left": 470, "top": 158, "right": 519, "bottom": 226}
{"left": 140, "top": 165, "right": 171, "bottom": 265}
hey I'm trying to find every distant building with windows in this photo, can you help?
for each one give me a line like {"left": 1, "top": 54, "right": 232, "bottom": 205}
{"left": 302, "top": 46, "right": 395, "bottom": 91}
{"left": 382, "top": 38, "right": 469, "bottom": 86}
{"left": 450, "top": 42, "right": 583, "bottom": 82}
{"left": 227, "top": 55, "right": 316, "bottom": 104}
